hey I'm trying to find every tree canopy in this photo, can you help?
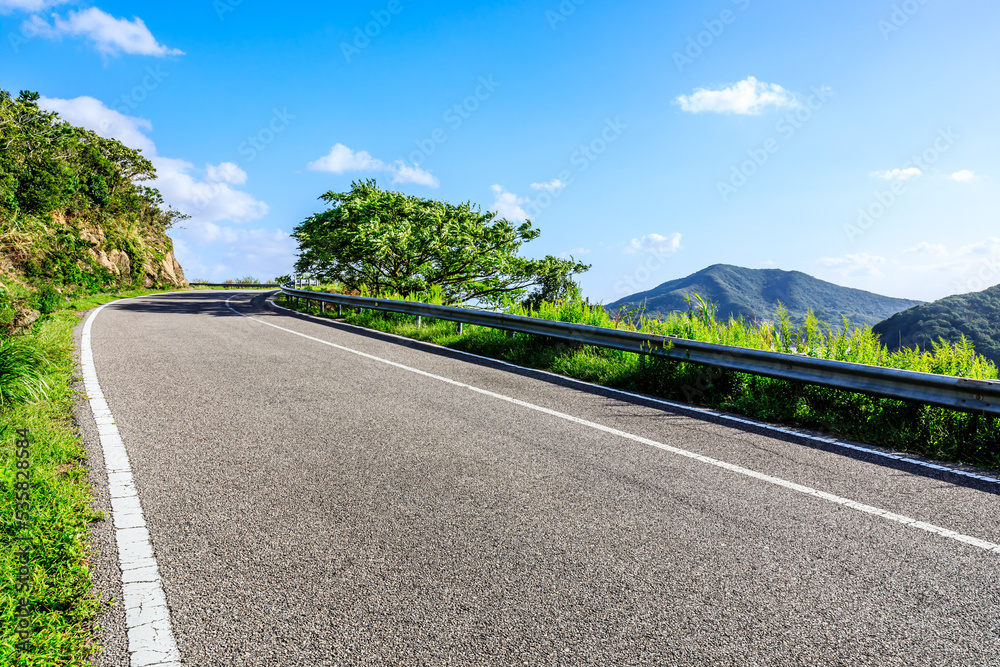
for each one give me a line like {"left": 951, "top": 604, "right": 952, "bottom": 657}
{"left": 0, "top": 90, "right": 179, "bottom": 229}
{"left": 292, "top": 180, "right": 589, "bottom": 306}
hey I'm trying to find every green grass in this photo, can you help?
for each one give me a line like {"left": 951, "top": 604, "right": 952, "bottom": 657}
{"left": 281, "top": 288, "right": 1000, "bottom": 472}
{"left": 0, "top": 287, "right": 177, "bottom": 666}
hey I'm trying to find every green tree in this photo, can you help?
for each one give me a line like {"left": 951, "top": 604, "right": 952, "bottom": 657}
{"left": 293, "top": 180, "right": 589, "bottom": 306}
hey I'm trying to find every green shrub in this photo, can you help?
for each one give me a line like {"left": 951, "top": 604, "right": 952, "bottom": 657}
{"left": 33, "top": 284, "right": 61, "bottom": 315}
{"left": 0, "top": 335, "right": 49, "bottom": 406}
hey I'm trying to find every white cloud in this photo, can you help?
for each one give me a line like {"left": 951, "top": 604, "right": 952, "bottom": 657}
{"left": 391, "top": 162, "right": 439, "bottom": 187}
{"left": 28, "top": 7, "right": 183, "bottom": 56}
{"left": 205, "top": 161, "right": 247, "bottom": 185}
{"left": 0, "top": 0, "right": 68, "bottom": 14}
{"left": 307, "top": 143, "right": 386, "bottom": 173}
{"left": 530, "top": 178, "right": 566, "bottom": 193}
{"left": 152, "top": 157, "right": 268, "bottom": 223}
{"left": 625, "top": 233, "right": 682, "bottom": 255}
{"left": 872, "top": 167, "right": 922, "bottom": 181}
{"left": 173, "top": 227, "right": 297, "bottom": 283}
{"left": 674, "top": 76, "right": 799, "bottom": 115}
{"left": 948, "top": 169, "right": 976, "bottom": 182}
{"left": 814, "top": 237, "right": 1000, "bottom": 301}
{"left": 37, "top": 95, "right": 267, "bottom": 227}
{"left": 816, "top": 253, "right": 887, "bottom": 278}
{"left": 39, "top": 95, "right": 155, "bottom": 153}
{"left": 958, "top": 236, "right": 1000, "bottom": 257}
{"left": 904, "top": 242, "right": 947, "bottom": 257}
{"left": 307, "top": 144, "right": 439, "bottom": 188}
{"left": 489, "top": 184, "right": 529, "bottom": 222}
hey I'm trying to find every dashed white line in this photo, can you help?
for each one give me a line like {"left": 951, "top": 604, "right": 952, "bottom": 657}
{"left": 235, "top": 295, "right": 1000, "bottom": 556}
{"left": 83, "top": 300, "right": 181, "bottom": 667}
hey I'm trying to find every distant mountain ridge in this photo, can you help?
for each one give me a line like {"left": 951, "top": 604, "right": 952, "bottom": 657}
{"left": 873, "top": 284, "right": 1000, "bottom": 366}
{"left": 606, "top": 264, "right": 922, "bottom": 329}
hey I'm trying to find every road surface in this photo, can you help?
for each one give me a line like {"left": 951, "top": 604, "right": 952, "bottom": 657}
{"left": 79, "top": 290, "right": 1000, "bottom": 665}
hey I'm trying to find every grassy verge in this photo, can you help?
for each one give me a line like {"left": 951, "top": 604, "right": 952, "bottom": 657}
{"left": 279, "top": 290, "right": 1000, "bottom": 472}
{"left": 0, "top": 287, "right": 173, "bottom": 666}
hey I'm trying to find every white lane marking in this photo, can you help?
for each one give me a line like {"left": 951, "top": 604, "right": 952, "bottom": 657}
{"left": 231, "top": 295, "right": 1000, "bottom": 556}
{"left": 267, "top": 298, "right": 1000, "bottom": 487}
{"left": 82, "top": 300, "right": 182, "bottom": 667}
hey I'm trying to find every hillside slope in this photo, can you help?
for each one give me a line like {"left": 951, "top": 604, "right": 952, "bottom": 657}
{"left": 873, "top": 284, "right": 1000, "bottom": 366}
{"left": 607, "top": 264, "right": 922, "bottom": 328}
{"left": 0, "top": 90, "right": 187, "bottom": 329}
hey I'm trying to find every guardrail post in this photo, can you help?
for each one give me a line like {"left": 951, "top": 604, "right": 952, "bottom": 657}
{"left": 417, "top": 316, "right": 422, "bottom": 329}
{"left": 457, "top": 322, "right": 463, "bottom": 335}
{"left": 321, "top": 302, "right": 325, "bottom": 314}
{"left": 337, "top": 304, "right": 343, "bottom": 317}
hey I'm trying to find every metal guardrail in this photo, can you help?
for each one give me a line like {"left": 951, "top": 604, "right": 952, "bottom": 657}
{"left": 277, "top": 285, "right": 1000, "bottom": 416}
{"left": 190, "top": 282, "right": 280, "bottom": 289}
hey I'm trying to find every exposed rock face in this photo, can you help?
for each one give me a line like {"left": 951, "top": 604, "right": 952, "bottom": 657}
{"left": 79, "top": 226, "right": 104, "bottom": 246}
{"left": 90, "top": 248, "right": 131, "bottom": 277}
{"left": 77, "top": 224, "right": 187, "bottom": 287}
{"left": 143, "top": 249, "right": 187, "bottom": 287}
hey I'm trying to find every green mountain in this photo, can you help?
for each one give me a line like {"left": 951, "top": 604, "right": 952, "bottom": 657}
{"left": 606, "top": 264, "right": 922, "bottom": 328}
{"left": 872, "top": 285, "right": 1000, "bottom": 366}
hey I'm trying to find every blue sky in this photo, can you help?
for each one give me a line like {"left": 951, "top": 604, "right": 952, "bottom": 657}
{"left": 1, "top": 0, "right": 997, "bottom": 303}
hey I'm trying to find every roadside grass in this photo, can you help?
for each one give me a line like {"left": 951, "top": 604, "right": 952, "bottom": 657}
{"left": 280, "top": 288, "right": 1000, "bottom": 472}
{"left": 0, "top": 287, "right": 173, "bottom": 666}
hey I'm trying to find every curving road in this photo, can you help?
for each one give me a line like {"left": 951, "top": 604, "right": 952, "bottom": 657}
{"left": 79, "top": 290, "right": 1000, "bottom": 666}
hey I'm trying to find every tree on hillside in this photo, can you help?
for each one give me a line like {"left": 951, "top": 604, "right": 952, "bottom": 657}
{"left": 0, "top": 88, "right": 188, "bottom": 296}
{"left": 292, "top": 180, "right": 589, "bottom": 306}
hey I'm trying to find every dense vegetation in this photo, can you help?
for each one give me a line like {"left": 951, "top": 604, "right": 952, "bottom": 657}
{"left": 282, "top": 287, "right": 1000, "bottom": 471}
{"left": 293, "top": 180, "right": 589, "bottom": 308}
{"left": 874, "top": 284, "right": 1000, "bottom": 367}
{"left": 607, "top": 264, "right": 923, "bottom": 329}
{"left": 1, "top": 89, "right": 186, "bottom": 329}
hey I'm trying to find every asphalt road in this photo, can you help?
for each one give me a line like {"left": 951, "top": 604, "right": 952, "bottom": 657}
{"left": 81, "top": 290, "right": 1000, "bottom": 666}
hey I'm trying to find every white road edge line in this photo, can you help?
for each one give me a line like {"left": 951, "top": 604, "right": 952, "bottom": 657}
{"left": 82, "top": 300, "right": 181, "bottom": 667}
{"left": 231, "top": 295, "right": 1000, "bottom": 556}
{"left": 266, "top": 296, "right": 1000, "bottom": 486}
